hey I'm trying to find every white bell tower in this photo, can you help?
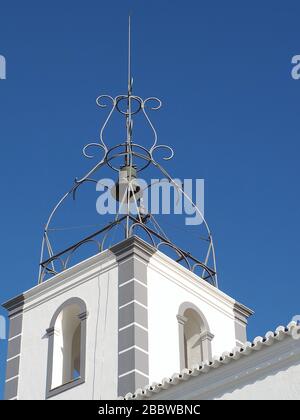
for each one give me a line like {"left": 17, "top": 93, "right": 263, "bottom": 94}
{"left": 3, "top": 19, "right": 253, "bottom": 400}
{"left": 3, "top": 236, "right": 252, "bottom": 400}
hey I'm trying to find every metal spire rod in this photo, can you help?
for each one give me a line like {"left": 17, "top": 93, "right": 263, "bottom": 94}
{"left": 125, "top": 15, "right": 133, "bottom": 237}
{"left": 125, "top": 15, "right": 133, "bottom": 168}
{"left": 128, "top": 15, "right": 132, "bottom": 94}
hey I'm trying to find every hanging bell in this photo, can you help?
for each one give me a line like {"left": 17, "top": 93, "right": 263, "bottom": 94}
{"left": 111, "top": 165, "right": 141, "bottom": 202}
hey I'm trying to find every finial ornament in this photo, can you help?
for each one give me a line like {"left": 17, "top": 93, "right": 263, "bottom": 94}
{"left": 38, "top": 18, "right": 217, "bottom": 288}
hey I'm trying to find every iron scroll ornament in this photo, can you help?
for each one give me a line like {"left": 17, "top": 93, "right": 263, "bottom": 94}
{"left": 39, "top": 89, "right": 218, "bottom": 287}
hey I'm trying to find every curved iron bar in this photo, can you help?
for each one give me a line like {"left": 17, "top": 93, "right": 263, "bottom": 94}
{"left": 40, "top": 266, "right": 57, "bottom": 283}
{"left": 73, "top": 93, "right": 118, "bottom": 183}
{"left": 126, "top": 151, "right": 218, "bottom": 285}
{"left": 39, "top": 86, "right": 218, "bottom": 287}
{"left": 115, "top": 95, "right": 142, "bottom": 116}
{"left": 144, "top": 97, "right": 162, "bottom": 111}
{"left": 192, "top": 263, "right": 216, "bottom": 286}
{"left": 72, "top": 177, "right": 106, "bottom": 200}
{"left": 41, "top": 224, "right": 124, "bottom": 283}
{"left": 83, "top": 143, "right": 107, "bottom": 160}
{"left": 150, "top": 145, "right": 174, "bottom": 161}
{"left": 95, "top": 94, "right": 116, "bottom": 151}
{"left": 106, "top": 148, "right": 216, "bottom": 247}
{"left": 76, "top": 150, "right": 107, "bottom": 184}
{"left": 40, "top": 146, "right": 217, "bottom": 284}
{"left": 43, "top": 267, "right": 58, "bottom": 276}
{"left": 100, "top": 221, "right": 127, "bottom": 252}
{"left": 126, "top": 216, "right": 214, "bottom": 281}
{"left": 40, "top": 148, "right": 217, "bottom": 281}
{"left": 105, "top": 143, "right": 152, "bottom": 172}
{"left": 102, "top": 149, "right": 209, "bottom": 241}
{"left": 40, "top": 90, "right": 172, "bottom": 281}
{"left": 100, "top": 223, "right": 117, "bottom": 252}
{"left": 157, "top": 241, "right": 192, "bottom": 271}
{"left": 64, "top": 239, "right": 101, "bottom": 269}
{"left": 39, "top": 188, "right": 76, "bottom": 283}
{"left": 150, "top": 157, "right": 218, "bottom": 287}
{"left": 39, "top": 157, "right": 108, "bottom": 280}
{"left": 129, "top": 223, "right": 156, "bottom": 247}
{"left": 141, "top": 97, "right": 161, "bottom": 152}
{"left": 94, "top": 93, "right": 172, "bottom": 167}
{"left": 140, "top": 97, "right": 175, "bottom": 161}
{"left": 40, "top": 255, "right": 66, "bottom": 282}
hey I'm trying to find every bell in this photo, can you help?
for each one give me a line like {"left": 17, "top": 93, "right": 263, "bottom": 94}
{"left": 111, "top": 165, "right": 141, "bottom": 202}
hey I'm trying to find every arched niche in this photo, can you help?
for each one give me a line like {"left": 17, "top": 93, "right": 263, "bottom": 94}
{"left": 46, "top": 297, "right": 88, "bottom": 398}
{"left": 177, "top": 302, "right": 214, "bottom": 370}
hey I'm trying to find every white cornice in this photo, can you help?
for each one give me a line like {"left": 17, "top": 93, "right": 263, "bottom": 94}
{"left": 3, "top": 235, "right": 253, "bottom": 320}
{"left": 2, "top": 236, "right": 157, "bottom": 315}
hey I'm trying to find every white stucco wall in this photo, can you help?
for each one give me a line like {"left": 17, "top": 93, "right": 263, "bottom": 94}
{"left": 146, "top": 251, "right": 251, "bottom": 383}
{"left": 17, "top": 251, "right": 119, "bottom": 400}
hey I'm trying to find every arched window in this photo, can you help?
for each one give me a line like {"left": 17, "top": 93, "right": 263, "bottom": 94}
{"left": 46, "top": 298, "right": 87, "bottom": 398}
{"left": 177, "top": 303, "right": 214, "bottom": 370}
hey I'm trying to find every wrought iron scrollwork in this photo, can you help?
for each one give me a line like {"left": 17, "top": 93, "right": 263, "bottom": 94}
{"left": 38, "top": 18, "right": 218, "bottom": 287}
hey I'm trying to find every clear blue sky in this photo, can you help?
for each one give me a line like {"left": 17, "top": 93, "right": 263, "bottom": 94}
{"left": 1, "top": 0, "right": 300, "bottom": 399}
